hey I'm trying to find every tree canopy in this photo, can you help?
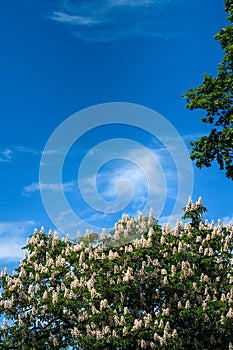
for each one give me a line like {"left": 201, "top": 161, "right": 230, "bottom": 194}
{"left": 1, "top": 198, "right": 233, "bottom": 349}
{"left": 183, "top": 0, "right": 233, "bottom": 180}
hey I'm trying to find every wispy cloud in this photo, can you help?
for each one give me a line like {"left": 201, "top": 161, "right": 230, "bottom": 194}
{"left": 52, "top": 209, "right": 108, "bottom": 236}
{"left": 41, "top": 143, "right": 181, "bottom": 235}
{"left": 79, "top": 145, "right": 177, "bottom": 218}
{"left": 15, "top": 146, "right": 59, "bottom": 156}
{"left": 222, "top": 215, "right": 233, "bottom": 226}
{"left": 51, "top": 12, "right": 100, "bottom": 25}
{"left": 22, "top": 181, "right": 76, "bottom": 196}
{"left": 0, "top": 149, "right": 13, "bottom": 162}
{"left": 182, "top": 132, "right": 207, "bottom": 143}
{"left": 158, "top": 213, "right": 182, "bottom": 227}
{"left": 0, "top": 221, "right": 35, "bottom": 262}
{"left": 48, "top": 0, "right": 181, "bottom": 41}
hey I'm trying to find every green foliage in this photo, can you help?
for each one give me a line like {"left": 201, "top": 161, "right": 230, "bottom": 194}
{"left": 1, "top": 199, "right": 233, "bottom": 349}
{"left": 74, "top": 231, "right": 99, "bottom": 247}
{"left": 183, "top": 0, "right": 233, "bottom": 180}
{"left": 75, "top": 210, "right": 161, "bottom": 250}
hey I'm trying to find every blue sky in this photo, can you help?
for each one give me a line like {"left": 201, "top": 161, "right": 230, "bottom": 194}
{"left": 0, "top": 0, "right": 233, "bottom": 272}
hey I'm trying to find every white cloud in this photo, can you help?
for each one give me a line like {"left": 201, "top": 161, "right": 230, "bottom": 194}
{"left": 79, "top": 145, "right": 177, "bottom": 218}
{"left": 36, "top": 140, "right": 187, "bottom": 236}
{"left": 109, "top": 0, "right": 171, "bottom": 7}
{"left": 46, "top": 145, "right": 170, "bottom": 235}
{"left": 50, "top": 207, "right": 112, "bottom": 237}
{"left": 22, "top": 181, "right": 76, "bottom": 195}
{"left": 15, "top": 146, "right": 60, "bottom": 156}
{"left": 51, "top": 12, "right": 100, "bottom": 25}
{"left": 48, "top": 0, "right": 181, "bottom": 41}
{"left": 0, "top": 149, "right": 12, "bottom": 162}
{"left": 222, "top": 215, "right": 233, "bottom": 226}
{"left": 52, "top": 209, "right": 100, "bottom": 236}
{"left": 158, "top": 213, "right": 182, "bottom": 227}
{"left": 15, "top": 146, "right": 42, "bottom": 156}
{"left": 0, "top": 221, "right": 36, "bottom": 262}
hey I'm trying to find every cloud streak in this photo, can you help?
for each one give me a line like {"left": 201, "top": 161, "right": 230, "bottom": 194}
{"left": 0, "top": 149, "right": 13, "bottom": 162}
{"left": 222, "top": 215, "right": 233, "bottom": 226}
{"left": 22, "top": 181, "right": 76, "bottom": 195}
{"left": 15, "top": 146, "right": 59, "bottom": 156}
{"left": 51, "top": 12, "right": 100, "bottom": 25}
{"left": 0, "top": 221, "right": 35, "bottom": 262}
{"left": 79, "top": 144, "right": 177, "bottom": 219}
{"left": 48, "top": 0, "right": 181, "bottom": 41}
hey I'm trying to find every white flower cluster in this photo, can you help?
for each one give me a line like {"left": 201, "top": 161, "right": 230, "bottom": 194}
{"left": 0, "top": 201, "right": 233, "bottom": 349}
